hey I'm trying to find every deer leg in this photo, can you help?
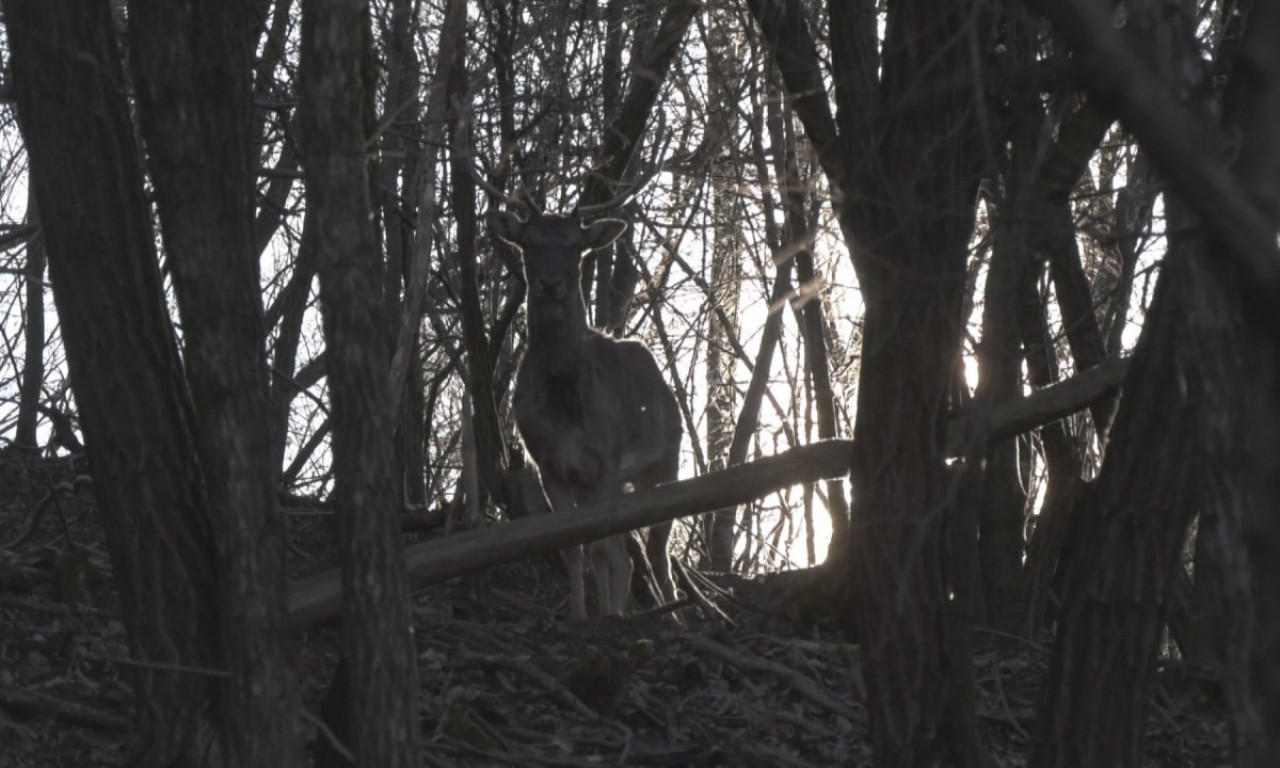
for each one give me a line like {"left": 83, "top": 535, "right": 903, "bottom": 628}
{"left": 646, "top": 520, "right": 675, "bottom": 603}
{"left": 579, "top": 473, "right": 630, "bottom": 617}
{"left": 635, "top": 459, "right": 678, "bottom": 605}
{"left": 588, "top": 536, "right": 632, "bottom": 617}
{"left": 542, "top": 480, "right": 587, "bottom": 621}
{"left": 564, "top": 544, "right": 588, "bottom": 621}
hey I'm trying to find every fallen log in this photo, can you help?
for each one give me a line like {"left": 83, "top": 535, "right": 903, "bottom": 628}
{"left": 289, "top": 357, "right": 1131, "bottom": 628}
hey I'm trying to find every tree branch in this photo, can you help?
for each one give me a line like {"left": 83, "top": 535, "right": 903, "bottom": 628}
{"left": 1019, "top": 0, "right": 1280, "bottom": 320}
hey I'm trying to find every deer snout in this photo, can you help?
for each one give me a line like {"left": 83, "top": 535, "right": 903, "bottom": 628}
{"left": 535, "top": 276, "right": 566, "bottom": 299}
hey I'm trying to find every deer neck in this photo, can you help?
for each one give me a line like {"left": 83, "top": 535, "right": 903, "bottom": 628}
{"left": 525, "top": 293, "right": 591, "bottom": 364}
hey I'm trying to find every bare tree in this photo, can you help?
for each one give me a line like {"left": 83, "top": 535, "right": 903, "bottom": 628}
{"left": 130, "top": 0, "right": 302, "bottom": 761}
{"left": 1021, "top": 0, "right": 1280, "bottom": 763}
{"left": 745, "top": 0, "right": 989, "bottom": 761}
{"left": 703, "top": 0, "right": 746, "bottom": 570}
{"left": 5, "top": 0, "right": 227, "bottom": 761}
{"left": 300, "top": 0, "right": 421, "bottom": 763}
{"left": 378, "top": 0, "right": 427, "bottom": 509}
{"left": 13, "top": 187, "right": 44, "bottom": 453}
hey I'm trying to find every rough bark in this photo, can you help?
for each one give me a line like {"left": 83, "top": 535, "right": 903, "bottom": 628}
{"left": 129, "top": 1, "right": 302, "bottom": 762}
{"left": 1023, "top": 0, "right": 1280, "bottom": 762}
{"left": 299, "top": 0, "right": 422, "bottom": 763}
{"left": 966, "top": 31, "right": 1049, "bottom": 633}
{"left": 1031, "top": 4, "right": 1212, "bottom": 764}
{"left": 745, "top": 0, "right": 991, "bottom": 761}
{"left": 836, "top": 0, "right": 989, "bottom": 763}
{"left": 4, "top": 0, "right": 226, "bottom": 762}
{"left": 1196, "top": 0, "right": 1280, "bottom": 761}
{"left": 1029, "top": 242, "right": 1199, "bottom": 768}
{"left": 1019, "top": 0, "right": 1280, "bottom": 311}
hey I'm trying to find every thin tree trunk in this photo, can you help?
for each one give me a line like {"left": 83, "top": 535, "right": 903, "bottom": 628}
{"left": 268, "top": 212, "right": 320, "bottom": 479}
{"left": 380, "top": 0, "right": 424, "bottom": 509}
{"left": 14, "top": 187, "right": 45, "bottom": 453}
{"left": 250, "top": 0, "right": 300, "bottom": 261}
{"left": 5, "top": 0, "right": 226, "bottom": 761}
{"left": 721, "top": 234, "right": 794, "bottom": 574}
{"left": 590, "top": 0, "right": 630, "bottom": 334}
{"left": 1019, "top": 262, "right": 1088, "bottom": 634}
{"left": 300, "top": 0, "right": 421, "bottom": 763}
{"left": 971, "top": 113, "right": 1041, "bottom": 634}
{"left": 1009, "top": 93, "right": 1112, "bottom": 634}
{"left": 782, "top": 107, "right": 849, "bottom": 563}
{"left": 449, "top": 41, "right": 508, "bottom": 511}
{"left": 703, "top": 0, "right": 744, "bottom": 571}
{"left": 388, "top": 0, "right": 463, "bottom": 416}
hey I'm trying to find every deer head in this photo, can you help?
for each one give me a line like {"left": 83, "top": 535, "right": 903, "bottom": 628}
{"left": 488, "top": 210, "right": 626, "bottom": 308}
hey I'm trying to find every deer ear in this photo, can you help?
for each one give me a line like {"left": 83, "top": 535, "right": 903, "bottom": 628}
{"left": 487, "top": 210, "right": 526, "bottom": 247}
{"left": 581, "top": 218, "right": 627, "bottom": 251}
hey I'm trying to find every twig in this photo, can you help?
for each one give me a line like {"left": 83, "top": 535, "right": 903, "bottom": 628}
{"left": 455, "top": 650, "right": 598, "bottom": 720}
{"left": 301, "top": 706, "right": 354, "bottom": 764}
{"left": 0, "top": 686, "right": 130, "bottom": 731}
{"left": 688, "top": 633, "right": 858, "bottom": 721}
{"left": 671, "top": 558, "right": 733, "bottom": 628}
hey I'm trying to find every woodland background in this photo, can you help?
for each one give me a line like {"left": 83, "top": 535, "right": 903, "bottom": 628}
{"left": 0, "top": 0, "right": 1278, "bottom": 766}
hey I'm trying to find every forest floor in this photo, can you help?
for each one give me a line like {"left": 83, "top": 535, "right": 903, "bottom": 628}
{"left": 0, "top": 452, "right": 1229, "bottom": 767}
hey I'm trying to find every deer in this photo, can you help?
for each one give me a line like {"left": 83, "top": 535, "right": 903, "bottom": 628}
{"left": 488, "top": 205, "right": 682, "bottom": 621}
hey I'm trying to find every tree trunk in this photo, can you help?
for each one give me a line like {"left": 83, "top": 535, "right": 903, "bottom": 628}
{"left": 268, "top": 212, "right": 320, "bottom": 479}
{"left": 4, "top": 0, "right": 226, "bottom": 762}
{"left": 1029, "top": 238, "right": 1199, "bottom": 767}
{"left": 745, "top": 0, "right": 989, "bottom": 761}
{"left": 448, "top": 42, "right": 508, "bottom": 512}
{"left": 1019, "top": 260, "right": 1088, "bottom": 634}
{"left": 300, "top": 0, "right": 422, "bottom": 764}
{"left": 703, "top": 0, "right": 744, "bottom": 571}
{"left": 129, "top": 1, "right": 302, "bottom": 762}
{"left": 379, "top": 0, "right": 424, "bottom": 510}
{"left": 786, "top": 122, "right": 849, "bottom": 562}
{"left": 836, "top": 1, "right": 987, "bottom": 763}
{"left": 968, "top": 98, "right": 1053, "bottom": 634}
{"left": 1195, "top": 1, "right": 1280, "bottom": 760}
{"left": 972, "top": 191, "right": 1031, "bottom": 635}
{"left": 14, "top": 187, "right": 45, "bottom": 453}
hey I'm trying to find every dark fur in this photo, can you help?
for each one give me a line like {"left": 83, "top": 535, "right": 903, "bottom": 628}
{"left": 491, "top": 210, "right": 681, "bottom": 619}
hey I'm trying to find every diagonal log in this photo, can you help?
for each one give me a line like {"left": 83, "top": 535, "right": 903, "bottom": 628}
{"left": 945, "top": 355, "right": 1130, "bottom": 455}
{"left": 289, "top": 357, "right": 1130, "bottom": 628}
